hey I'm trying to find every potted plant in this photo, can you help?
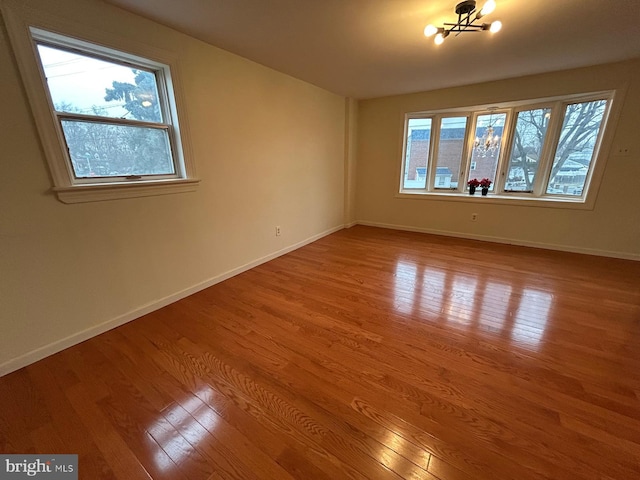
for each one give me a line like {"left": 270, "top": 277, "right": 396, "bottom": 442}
{"left": 479, "top": 178, "right": 492, "bottom": 195}
{"left": 467, "top": 178, "right": 480, "bottom": 195}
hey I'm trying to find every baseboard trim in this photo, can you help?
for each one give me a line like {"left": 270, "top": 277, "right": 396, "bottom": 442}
{"left": 0, "top": 224, "right": 345, "bottom": 377}
{"left": 356, "top": 221, "right": 640, "bottom": 261}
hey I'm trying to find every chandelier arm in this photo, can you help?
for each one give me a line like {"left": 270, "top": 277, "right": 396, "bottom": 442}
{"left": 444, "top": 22, "right": 484, "bottom": 37}
{"left": 443, "top": 24, "right": 485, "bottom": 30}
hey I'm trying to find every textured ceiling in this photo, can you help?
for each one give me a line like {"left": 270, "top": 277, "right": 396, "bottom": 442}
{"left": 102, "top": 0, "right": 640, "bottom": 99}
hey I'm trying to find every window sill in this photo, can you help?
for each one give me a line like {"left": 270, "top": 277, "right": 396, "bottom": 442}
{"left": 396, "top": 191, "right": 594, "bottom": 210}
{"left": 53, "top": 178, "right": 200, "bottom": 204}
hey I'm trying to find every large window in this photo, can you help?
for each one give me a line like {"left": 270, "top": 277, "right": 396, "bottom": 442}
{"left": 400, "top": 93, "right": 613, "bottom": 204}
{"left": 36, "top": 43, "right": 176, "bottom": 180}
{"left": 3, "top": 14, "right": 198, "bottom": 203}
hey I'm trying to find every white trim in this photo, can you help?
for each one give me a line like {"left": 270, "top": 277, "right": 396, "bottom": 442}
{"left": 356, "top": 221, "right": 640, "bottom": 261}
{"left": 0, "top": 225, "right": 345, "bottom": 377}
{"left": 55, "top": 178, "right": 200, "bottom": 203}
{"left": 395, "top": 191, "right": 595, "bottom": 210}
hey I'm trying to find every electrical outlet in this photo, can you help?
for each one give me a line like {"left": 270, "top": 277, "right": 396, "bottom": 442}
{"left": 276, "top": 226, "right": 281, "bottom": 236}
{"left": 615, "top": 146, "right": 630, "bottom": 156}
{"left": 471, "top": 213, "right": 478, "bottom": 222}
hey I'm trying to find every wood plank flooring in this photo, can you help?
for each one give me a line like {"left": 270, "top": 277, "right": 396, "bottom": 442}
{"left": 1, "top": 225, "right": 639, "bottom": 479}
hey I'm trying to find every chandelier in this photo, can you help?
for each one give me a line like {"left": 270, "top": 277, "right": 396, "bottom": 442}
{"left": 474, "top": 125, "right": 500, "bottom": 156}
{"left": 424, "top": 0, "right": 502, "bottom": 45}
{"left": 474, "top": 111, "right": 501, "bottom": 156}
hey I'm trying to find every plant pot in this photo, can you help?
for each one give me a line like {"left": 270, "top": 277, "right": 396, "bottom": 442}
{"left": 481, "top": 187, "right": 489, "bottom": 196}
{"left": 469, "top": 186, "right": 476, "bottom": 195}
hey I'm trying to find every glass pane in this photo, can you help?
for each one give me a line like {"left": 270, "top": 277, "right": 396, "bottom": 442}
{"left": 435, "top": 116, "right": 467, "bottom": 189}
{"left": 505, "top": 108, "right": 551, "bottom": 192}
{"left": 546, "top": 100, "right": 607, "bottom": 196}
{"left": 60, "top": 120, "right": 174, "bottom": 178}
{"left": 403, "top": 118, "right": 432, "bottom": 189}
{"left": 467, "top": 112, "right": 506, "bottom": 191}
{"left": 36, "top": 44, "right": 163, "bottom": 123}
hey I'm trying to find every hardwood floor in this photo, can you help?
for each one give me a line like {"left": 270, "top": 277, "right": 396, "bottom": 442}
{"left": 1, "top": 225, "right": 639, "bottom": 479}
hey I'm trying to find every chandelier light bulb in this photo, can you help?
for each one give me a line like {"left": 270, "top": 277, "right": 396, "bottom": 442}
{"left": 480, "top": 0, "right": 496, "bottom": 17}
{"left": 489, "top": 20, "right": 502, "bottom": 33}
{"left": 434, "top": 33, "right": 445, "bottom": 45}
{"left": 424, "top": 24, "right": 438, "bottom": 37}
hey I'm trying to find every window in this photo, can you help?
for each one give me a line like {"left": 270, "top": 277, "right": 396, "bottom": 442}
{"left": 403, "top": 118, "right": 432, "bottom": 189}
{"left": 466, "top": 112, "right": 507, "bottom": 192}
{"left": 546, "top": 100, "right": 607, "bottom": 196}
{"left": 4, "top": 21, "right": 197, "bottom": 203}
{"left": 399, "top": 92, "right": 614, "bottom": 206}
{"left": 434, "top": 116, "right": 468, "bottom": 190}
{"left": 37, "top": 43, "right": 176, "bottom": 180}
{"left": 505, "top": 108, "right": 551, "bottom": 192}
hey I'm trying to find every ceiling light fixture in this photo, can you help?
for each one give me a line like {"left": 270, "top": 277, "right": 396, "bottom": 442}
{"left": 424, "top": 0, "right": 501, "bottom": 45}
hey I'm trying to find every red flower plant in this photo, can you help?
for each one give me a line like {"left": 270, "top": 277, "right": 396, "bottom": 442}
{"left": 467, "top": 178, "right": 480, "bottom": 187}
{"left": 479, "top": 178, "right": 492, "bottom": 188}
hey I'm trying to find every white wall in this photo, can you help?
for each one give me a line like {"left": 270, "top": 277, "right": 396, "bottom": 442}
{"left": 0, "top": 0, "right": 346, "bottom": 374}
{"left": 355, "top": 60, "right": 640, "bottom": 259}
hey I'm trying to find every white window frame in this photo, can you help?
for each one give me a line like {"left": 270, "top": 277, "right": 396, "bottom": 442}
{"left": 499, "top": 102, "right": 555, "bottom": 195}
{"left": 431, "top": 114, "right": 471, "bottom": 191}
{"left": 2, "top": 3, "right": 199, "bottom": 203}
{"left": 398, "top": 91, "right": 618, "bottom": 210}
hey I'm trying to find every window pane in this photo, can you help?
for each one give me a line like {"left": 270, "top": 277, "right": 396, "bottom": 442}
{"left": 546, "top": 100, "right": 607, "bottom": 196}
{"left": 435, "top": 117, "right": 467, "bottom": 189}
{"left": 505, "top": 108, "right": 551, "bottom": 192}
{"left": 61, "top": 120, "right": 174, "bottom": 178}
{"left": 403, "top": 118, "right": 432, "bottom": 189}
{"left": 37, "top": 44, "right": 163, "bottom": 123}
{"left": 467, "top": 113, "right": 506, "bottom": 190}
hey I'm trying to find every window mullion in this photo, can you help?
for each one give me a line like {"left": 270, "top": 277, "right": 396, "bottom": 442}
{"left": 455, "top": 115, "right": 471, "bottom": 193}
{"left": 461, "top": 113, "right": 479, "bottom": 190}
{"left": 496, "top": 108, "right": 515, "bottom": 194}
{"left": 427, "top": 115, "right": 441, "bottom": 191}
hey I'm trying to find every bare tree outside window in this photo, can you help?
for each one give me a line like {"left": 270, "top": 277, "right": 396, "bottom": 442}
{"left": 505, "top": 108, "right": 551, "bottom": 192}
{"left": 546, "top": 100, "right": 607, "bottom": 195}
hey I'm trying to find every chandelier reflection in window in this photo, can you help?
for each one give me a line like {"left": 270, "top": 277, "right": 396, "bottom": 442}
{"left": 474, "top": 111, "right": 501, "bottom": 157}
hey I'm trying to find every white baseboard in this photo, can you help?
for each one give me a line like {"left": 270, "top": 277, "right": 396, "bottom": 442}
{"left": 356, "top": 221, "right": 640, "bottom": 261}
{"left": 0, "top": 224, "right": 345, "bottom": 377}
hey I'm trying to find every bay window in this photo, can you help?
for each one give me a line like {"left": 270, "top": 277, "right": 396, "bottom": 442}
{"left": 399, "top": 92, "right": 613, "bottom": 205}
